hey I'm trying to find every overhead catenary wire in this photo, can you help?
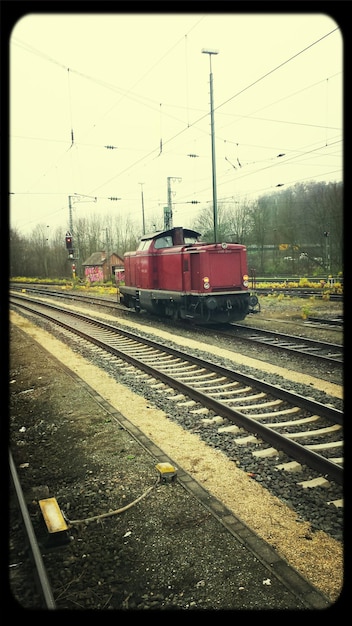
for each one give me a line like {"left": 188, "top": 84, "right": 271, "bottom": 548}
{"left": 85, "top": 29, "right": 342, "bottom": 195}
{"left": 11, "top": 30, "right": 341, "bottom": 180}
{"left": 10, "top": 22, "right": 342, "bottom": 232}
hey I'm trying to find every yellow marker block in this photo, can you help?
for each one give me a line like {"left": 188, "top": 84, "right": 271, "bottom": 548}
{"left": 39, "top": 498, "right": 68, "bottom": 533}
{"left": 155, "top": 462, "right": 177, "bottom": 482}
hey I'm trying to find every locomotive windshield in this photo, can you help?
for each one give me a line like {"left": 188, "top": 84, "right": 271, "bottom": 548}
{"left": 154, "top": 235, "right": 173, "bottom": 249}
{"left": 154, "top": 234, "right": 199, "bottom": 248}
{"left": 136, "top": 227, "right": 202, "bottom": 251}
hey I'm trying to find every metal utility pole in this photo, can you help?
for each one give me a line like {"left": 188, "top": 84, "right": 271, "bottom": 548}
{"left": 324, "top": 230, "right": 331, "bottom": 273}
{"left": 104, "top": 227, "right": 110, "bottom": 280}
{"left": 139, "top": 183, "right": 146, "bottom": 235}
{"left": 68, "top": 195, "right": 74, "bottom": 234}
{"left": 67, "top": 193, "right": 97, "bottom": 278}
{"left": 68, "top": 193, "right": 97, "bottom": 248}
{"left": 166, "top": 177, "right": 182, "bottom": 229}
{"left": 202, "top": 48, "right": 219, "bottom": 243}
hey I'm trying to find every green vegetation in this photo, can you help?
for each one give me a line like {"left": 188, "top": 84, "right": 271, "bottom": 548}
{"left": 11, "top": 276, "right": 117, "bottom": 296}
{"left": 256, "top": 278, "right": 343, "bottom": 295}
{"left": 12, "top": 276, "right": 342, "bottom": 298}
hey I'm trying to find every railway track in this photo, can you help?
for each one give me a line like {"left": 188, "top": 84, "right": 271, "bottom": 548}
{"left": 225, "top": 324, "right": 343, "bottom": 365}
{"left": 10, "top": 286, "right": 343, "bottom": 369}
{"left": 305, "top": 315, "right": 343, "bottom": 327}
{"left": 9, "top": 450, "right": 56, "bottom": 609}
{"left": 9, "top": 322, "right": 337, "bottom": 610}
{"left": 10, "top": 293, "right": 343, "bottom": 498}
{"left": 10, "top": 281, "right": 343, "bottom": 303}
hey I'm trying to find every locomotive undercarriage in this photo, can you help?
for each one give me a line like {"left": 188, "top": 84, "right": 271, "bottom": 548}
{"left": 120, "top": 288, "right": 259, "bottom": 324}
{"left": 180, "top": 294, "right": 252, "bottom": 324}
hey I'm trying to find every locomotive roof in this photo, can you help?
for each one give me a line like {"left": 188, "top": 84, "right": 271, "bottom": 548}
{"left": 140, "top": 226, "right": 202, "bottom": 241}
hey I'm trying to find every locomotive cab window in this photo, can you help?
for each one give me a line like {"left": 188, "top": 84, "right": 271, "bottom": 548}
{"left": 184, "top": 236, "right": 199, "bottom": 244}
{"left": 137, "top": 240, "right": 151, "bottom": 251}
{"left": 154, "top": 236, "right": 173, "bottom": 249}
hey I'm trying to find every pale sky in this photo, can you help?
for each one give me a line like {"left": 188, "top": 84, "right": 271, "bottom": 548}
{"left": 9, "top": 11, "right": 343, "bottom": 237}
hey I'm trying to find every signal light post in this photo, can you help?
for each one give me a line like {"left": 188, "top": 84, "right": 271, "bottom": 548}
{"left": 65, "top": 232, "right": 74, "bottom": 259}
{"left": 66, "top": 193, "right": 97, "bottom": 277}
{"left": 65, "top": 233, "right": 73, "bottom": 249}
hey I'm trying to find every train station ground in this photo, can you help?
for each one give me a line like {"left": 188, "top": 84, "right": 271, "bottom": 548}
{"left": 8, "top": 314, "right": 344, "bottom": 611}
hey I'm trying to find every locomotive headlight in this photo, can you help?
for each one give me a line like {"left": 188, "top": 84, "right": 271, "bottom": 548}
{"left": 203, "top": 276, "right": 210, "bottom": 289}
{"left": 243, "top": 274, "right": 249, "bottom": 287}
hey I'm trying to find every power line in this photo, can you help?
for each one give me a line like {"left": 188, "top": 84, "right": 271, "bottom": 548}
{"left": 10, "top": 23, "right": 342, "bottom": 222}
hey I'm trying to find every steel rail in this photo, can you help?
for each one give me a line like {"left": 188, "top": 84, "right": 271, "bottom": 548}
{"left": 26, "top": 288, "right": 344, "bottom": 365}
{"left": 10, "top": 295, "right": 343, "bottom": 485}
{"left": 226, "top": 325, "right": 343, "bottom": 364}
{"left": 10, "top": 294, "right": 342, "bottom": 421}
{"left": 9, "top": 450, "right": 56, "bottom": 609}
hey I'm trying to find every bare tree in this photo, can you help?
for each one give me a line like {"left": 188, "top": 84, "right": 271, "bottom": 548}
{"left": 9, "top": 181, "right": 343, "bottom": 279}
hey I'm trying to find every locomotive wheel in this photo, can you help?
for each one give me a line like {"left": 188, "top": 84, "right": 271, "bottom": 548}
{"left": 164, "top": 303, "right": 179, "bottom": 320}
{"left": 172, "top": 307, "right": 179, "bottom": 321}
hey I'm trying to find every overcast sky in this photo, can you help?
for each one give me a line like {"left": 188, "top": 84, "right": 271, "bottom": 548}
{"left": 9, "top": 11, "right": 343, "bottom": 237}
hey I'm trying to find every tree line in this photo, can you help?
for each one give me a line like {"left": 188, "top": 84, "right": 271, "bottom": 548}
{"left": 9, "top": 180, "right": 343, "bottom": 280}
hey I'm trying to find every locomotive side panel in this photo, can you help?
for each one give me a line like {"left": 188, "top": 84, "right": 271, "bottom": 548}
{"left": 138, "top": 252, "right": 153, "bottom": 289}
{"left": 188, "top": 245, "right": 248, "bottom": 292}
{"left": 123, "top": 253, "right": 135, "bottom": 286}
{"left": 189, "top": 251, "right": 201, "bottom": 291}
{"left": 123, "top": 249, "right": 155, "bottom": 290}
{"left": 206, "top": 246, "right": 248, "bottom": 290}
{"left": 157, "top": 249, "right": 184, "bottom": 291}
{"left": 181, "top": 252, "right": 192, "bottom": 292}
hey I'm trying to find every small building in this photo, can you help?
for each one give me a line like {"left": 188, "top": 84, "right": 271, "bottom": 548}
{"left": 82, "top": 251, "right": 124, "bottom": 283}
{"left": 114, "top": 266, "right": 125, "bottom": 285}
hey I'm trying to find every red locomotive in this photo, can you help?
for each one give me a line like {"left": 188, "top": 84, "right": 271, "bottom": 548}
{"left": 118, "top": 226, "right": 259, "bottom": 324}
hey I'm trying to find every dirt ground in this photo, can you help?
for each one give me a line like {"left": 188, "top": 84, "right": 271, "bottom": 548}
{"left": 8, "top": 298, "right": 344, "bottom": 607}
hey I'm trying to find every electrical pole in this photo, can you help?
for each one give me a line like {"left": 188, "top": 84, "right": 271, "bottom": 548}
{"left": 67, "top": 193, "right": 97, "bottom": 278}
{"left": 166, "top": 177, "right": 182, "bottom": 229}
{"left": 68, "top": 195, "right": 74, "bottom": 234}
{"left": 139, "top": 183, "right": 146, "bottom": 235}
{"left": 105, "top": 227, "right": 110, "bottom": 281}
{"left": 202, "top": 48, "right": 219, "bottom": 243}
{"left": 324, "top": 230, "right": 331, "bottom": 274}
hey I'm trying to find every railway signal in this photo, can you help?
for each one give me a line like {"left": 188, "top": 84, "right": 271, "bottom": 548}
{"left": 65, "top": 232, "right": 74, "bottom": 259}
{"left": 65, "top": 233, "right": 73, "bottom": 249}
